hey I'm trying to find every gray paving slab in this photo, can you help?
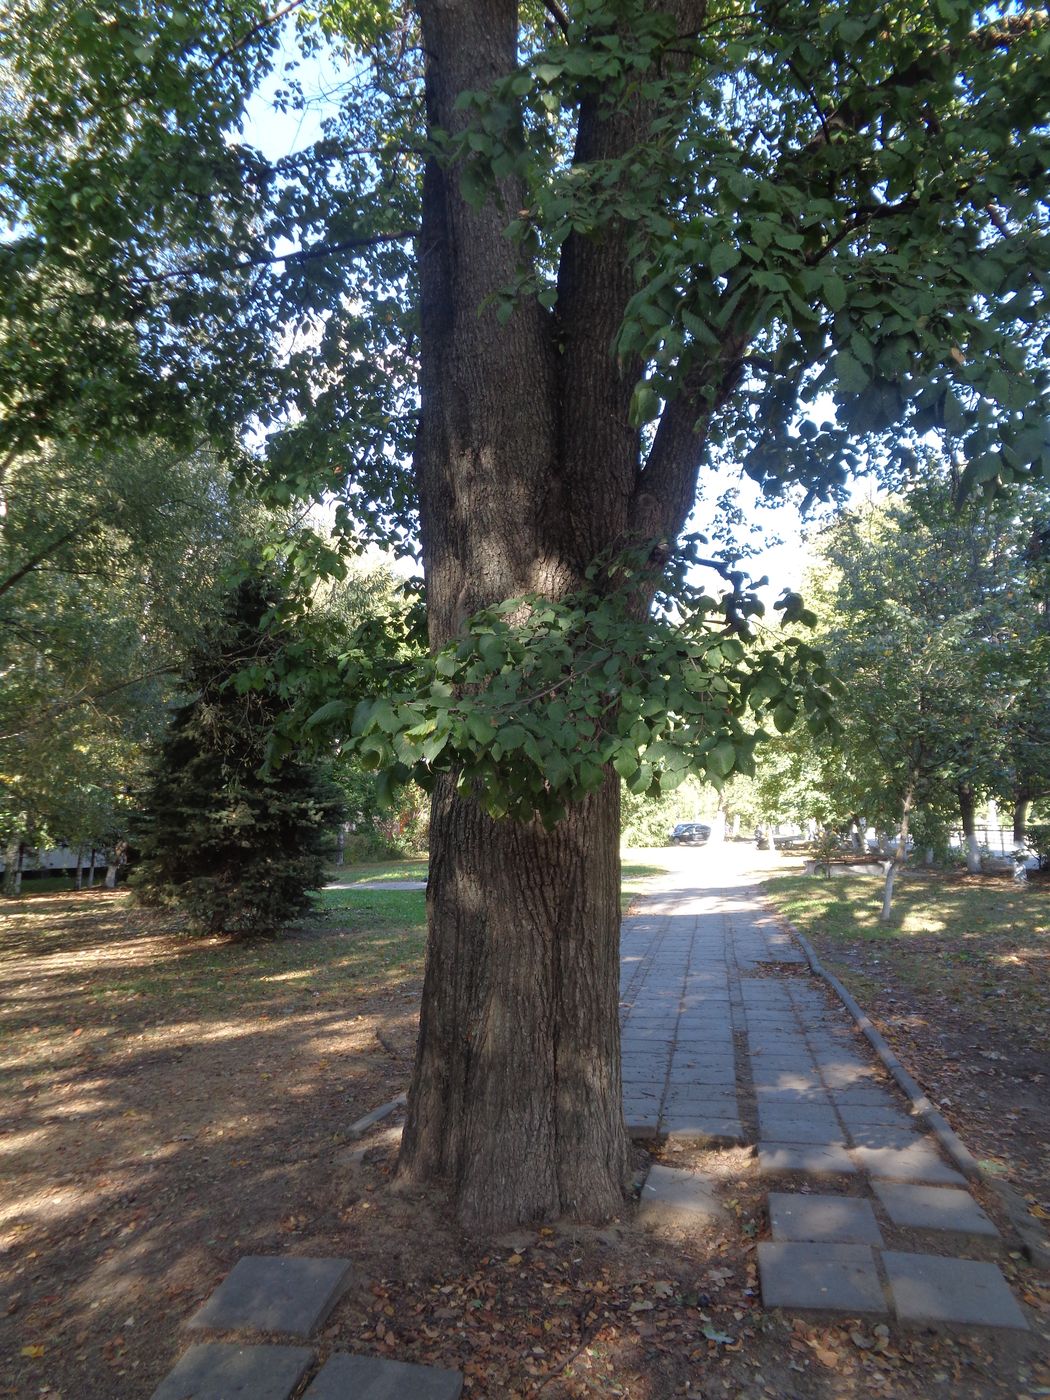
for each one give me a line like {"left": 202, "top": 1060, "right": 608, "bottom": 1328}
{"left": 150, "top": 1343, "right": 314, "bottom": 1400}
{"left": 845, "top": 1126, "right": 927, "bottom": 1151}
{"left": 668, "top": 1064, "right": 736, "bottom": 1085}
{"left": 756, "top": 1118, "right": 845, "bottom": 1146}
{"left": 752, "top": 1070, "right": 825, "bottom": 1091}
{"left": 755, "top": 1086, "right": 832, "bottom": 1106}
{"left": 852, "top": 1143, "right": 967, "bottom": 1186}
{"left": 664, "top": 1085, "right": 737, "bottom": 1106}
{"left": 758, "top": 1242, "right": 887, "bottom": 1314}
{"left": 768, "top": 1192, "right": 883, "bottom": 1245}
{"left": 837, "top": 1104, "right": 918, "bottom": 1129}
{"left": 637, "top": 1164, "right": 729, "bottom": 1228}
{"left": 758, "top": 1143, "right": 857, "bottom": 1176}
{"left": 873, "top": 1182, "right": 1000, "bottom": 1237}
{"left": 187, "top": 1257, "right": 352, "bottom": 1339}
{"left": 303, "top": 1353, "right": 464, "bottom": 1399}
{"left": 748, "top": 1053, "right": 818, "bottom": 1070}
{"left": 883, "top": 1252, "right": 1027, "bottom": 1329}
{"left": 663, "top": 1114, "right": 744, "bottom": 1145}
{"left": 829, "top": 1086, "right": 900, "bottom": 1107}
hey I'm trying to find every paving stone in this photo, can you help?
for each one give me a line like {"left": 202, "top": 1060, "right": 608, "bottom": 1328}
{"left": 758, "top": 1143, "right": 857, "bottom": 1176}
{"left": 303, "top": 1353, "right": 464, "bottom": 1399}
{"left": 752, "top": 1071, "right": 825, "bottom": 1091}
{"left": 663, "top": 1114, "right": 744, "bottom": 1145}
{"left": 755, "top": 1086, "right": 832, "bottom": 1106}
{"left": 664, "top": 1085, "right": 737, "bottom": 1106}
{"left": 756, "top": 1118, "right": 845, "bottom": 1146}
{"left": 829, "top": 1086, "right": 900, "bottom": 1108}
{"left": 852, "top": 1143, "right": 966, "bottom": 1186}
{"left": 668, "top": 1063, "right": 736, "bottom": 1085}
{"left": 768, "top": 1193, "right": 883, "bottom": 1245}
{"left": 150, "top": 1343, "right": 314, "bottom": 1400}
{"left": 187, "top": 1257, "right": 351, "bottom": 1339}
{"left": 846, "top": 1126, "right": 927, "bottom": 1151}
{"left": 758, "top": 1242, "right": 887, "bottom": 1314}
{"left": 624, "top": 1111, "right": 661, "bottom": 1139}
{"left": 873, "top": 1183, "right": 999, "bottom": 1237}
{"left": 837, "top": 1104, "right": 918, "bottom": 1129}
{"left": 637, "top": 1164, "right": 729, "bottom": 1228}
{"left": 883, "top": 1252, "right": 1027, "bottom": 1330}
{"left": 748, "top": 1053, "right": 818, "bottom": 1071}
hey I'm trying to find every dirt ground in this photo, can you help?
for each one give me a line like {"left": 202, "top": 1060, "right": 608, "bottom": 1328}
{"left": 2, "top": 888, "right": 1049, "bottom": 1400}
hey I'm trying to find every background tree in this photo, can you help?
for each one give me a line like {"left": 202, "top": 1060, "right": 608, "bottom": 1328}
{"left": 134, "top": 571, "right": 346, "bottom": 935}
{"left": 3, "top": 0, "right": 1049, "bottom": 1226}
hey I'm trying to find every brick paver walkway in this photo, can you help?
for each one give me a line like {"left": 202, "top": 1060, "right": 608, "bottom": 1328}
{"left": 620, "top": 846, "right": 1030, "bottom": 1329}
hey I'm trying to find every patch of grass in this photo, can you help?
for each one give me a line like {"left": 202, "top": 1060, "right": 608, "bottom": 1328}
{"left": 327, "top": 859, "right": 428, "bottom": 884}
{"left": 314, "top": 886, "right": 426, "bottom": 932}
{"left": 764, "top": 871, "right": 1050, "bottom": 1015}
{"left": 1, "top": 874, "right": 110, "bottom": 897}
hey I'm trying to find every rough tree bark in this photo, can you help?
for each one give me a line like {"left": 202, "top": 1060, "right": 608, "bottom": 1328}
{"left": 398, "top": 0, "right": 718, "bottom": 1229}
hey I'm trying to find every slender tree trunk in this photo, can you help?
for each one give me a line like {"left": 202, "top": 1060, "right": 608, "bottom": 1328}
{"left": 880, "top": 789, "right": 913, "bottom": 923}
{"left": 1014, "top": 795, "right": 1032, "bottom": 846}
{"left": 2, "top": 837, "right": 20, "bottom": 897}
{"left": 75, "top": 844, "right": 85, "bottom": 890}
{"left": 87, "top": 849, "right": 96, "bottom": 888}
{"left": 958, "top": 782, "right": 981, "bottom": 873}
{"left": 336, "top": 823, "right": 347, "bottom": 867}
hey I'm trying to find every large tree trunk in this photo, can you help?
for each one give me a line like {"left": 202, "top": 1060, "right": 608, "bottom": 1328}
{"left": 958, "top": 782, "right": 981, "bottom": 873}
{"left": 400, "top": 771, "right": 627, "bottom": 1228}
{"left": 402, "top": 0, "right": 713, "bottom": 1228}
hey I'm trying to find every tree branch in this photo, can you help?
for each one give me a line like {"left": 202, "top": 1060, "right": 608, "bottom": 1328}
{"left": 133, "top": 229, "right": 419, "bottom": 288}
{"left": 208, "top": 0, "right": 311, "bottom": 73}
{"left": 541, "top": 0, "right": 570, "bottom": 36}
{"left": 0, "top": 528, "right": 81, "bottom": 601}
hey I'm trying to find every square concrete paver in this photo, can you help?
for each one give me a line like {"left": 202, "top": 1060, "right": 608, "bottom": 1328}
{"left": 187, "top": 1257, "right": 351, "bottom": 1338}
{"left": 769, "top": 1193, "right": 883, "bottom": 1245}
{"left": 663, "top": 1114, "right": 744, "bottom": 1146}
{"left": 883, "top": 1252, "right": 1027, "bottom": 1329}
{"left": 304, "top": 1353, "right": 463, "bottom": 1399}
{"left": 846, "top": 1127, "right": 927, "bottom": 1151}
{"left": 852, "top": 1143, "right": 966, "bottom": 1187}
{"left": 873, "top": 1183, "right": 999, "bottom": 1237}
{"left": 637, "top": 1164, "right": 728, "bottom": 1228}
{"left": 150, "top": 1343, "right": 314, "bottom": 1400}
{"left": 757, "top": 1111, "right": 844, "bottom": 1146}
{"left": 758, "top": 1242, "right": 887, "bottom": 1315}
{"left": 758, "top": 1143, "right": 857, "bottom": 1176}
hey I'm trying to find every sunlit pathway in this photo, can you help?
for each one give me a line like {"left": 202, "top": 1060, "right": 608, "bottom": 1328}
{"left": 621, "top": 846, "right": 1031, "bottom": 1330}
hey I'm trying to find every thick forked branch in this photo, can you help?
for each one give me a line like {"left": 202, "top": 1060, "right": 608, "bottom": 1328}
{"left": 552, "top": 0, "right": 708, "bottom": 567}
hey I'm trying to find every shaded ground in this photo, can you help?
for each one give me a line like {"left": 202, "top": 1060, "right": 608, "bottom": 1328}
{"left": 764, "top": 870, "right": 1050, "bottom": 1230}
{"left": 2, "top": 871, "right": 1048, "bottom": 1400}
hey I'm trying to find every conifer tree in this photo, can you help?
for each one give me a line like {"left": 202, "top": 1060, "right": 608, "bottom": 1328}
{"left": 134, "top": 574, "right": 345, "bottom": 936}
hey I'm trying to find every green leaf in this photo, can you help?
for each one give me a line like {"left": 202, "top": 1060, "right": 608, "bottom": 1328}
{"left": 710, "top": 243, "right": 741, "bottom": 278}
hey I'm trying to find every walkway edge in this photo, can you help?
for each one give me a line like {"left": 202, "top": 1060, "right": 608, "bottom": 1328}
{"left": 771, "top": 900, "right": 1050, "bottom": 1270}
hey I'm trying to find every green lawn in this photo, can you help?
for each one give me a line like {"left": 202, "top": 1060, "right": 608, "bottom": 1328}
{"left": 764, "top": 871, "right": 1050, "bottom": 1022}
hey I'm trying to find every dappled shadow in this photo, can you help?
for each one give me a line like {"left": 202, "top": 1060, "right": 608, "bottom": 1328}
{"left": 1, "top": 895, "right": 425, "bottom": 1400}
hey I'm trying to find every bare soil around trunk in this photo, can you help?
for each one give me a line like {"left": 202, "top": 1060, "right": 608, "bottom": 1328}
{"left": 2, "top": 883, "right": 1048, "bottom": 1400}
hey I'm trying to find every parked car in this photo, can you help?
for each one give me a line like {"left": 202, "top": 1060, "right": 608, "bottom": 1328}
{"left": 670, "top": 822, "right": 711, "bottom": 846}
